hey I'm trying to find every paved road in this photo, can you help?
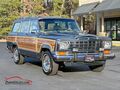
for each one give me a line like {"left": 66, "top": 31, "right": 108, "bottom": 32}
{"left": 0, "top": 43, "right": 120, "bottom": 90}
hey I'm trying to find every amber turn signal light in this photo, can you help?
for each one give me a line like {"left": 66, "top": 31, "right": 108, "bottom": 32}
{"left": 57, "top": 51, "right": 67, "bottom": 56}
{"left": 104, "top": 50, "right": 110, "bottom": 54}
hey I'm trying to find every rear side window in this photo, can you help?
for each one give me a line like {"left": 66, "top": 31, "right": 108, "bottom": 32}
{"left": 20, "top": 21, "right": 30, "bottom": 33}
{"left": 12, "top": 23, "right": 20, "bottom": 32}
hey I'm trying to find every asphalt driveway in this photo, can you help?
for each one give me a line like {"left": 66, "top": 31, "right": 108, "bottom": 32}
{"left": 0, "top": 42, "right": 120, "bottom": 90}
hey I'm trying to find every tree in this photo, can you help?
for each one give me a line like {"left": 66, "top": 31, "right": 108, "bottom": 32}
{"left": 0, "top": 0, "right": 79, "bottom": 36}
{"left": 0, "top": 0, "right": 21, "bottom": 35}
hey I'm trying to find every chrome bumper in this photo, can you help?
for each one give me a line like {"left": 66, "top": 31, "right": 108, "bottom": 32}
{"left": 104, "top": 53, "right": 115, "bottom": 59}
{"left": 53, "top": 53, "right": 104, "bottom": 62}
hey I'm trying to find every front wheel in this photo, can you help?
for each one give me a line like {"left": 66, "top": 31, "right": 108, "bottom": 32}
{"left": 41, "top": 51, "right": 59, "bottom": 75}
{"left": 13, "top": 48, "right": 25, "bottom": 65}
{"left": 89, "top": 64, "right": 105, "bottom": 72}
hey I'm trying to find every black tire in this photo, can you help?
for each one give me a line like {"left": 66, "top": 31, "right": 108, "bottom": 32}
{"left": 59, "top": 62, "right": 65, "bottom": 69}
{"left": 13, "top": 48, "right": 25, "bottom": 65}
{"left": 11, "top": 47, "right": 14, "bottom": 53}
{"left": 41, "top": 51, "right": 59, "bottom": 75}
{"left": 7, "top": 46, "right": 13, "bottom": 53}
{"left": 89, "top": 64, "right": 105, "bottom": 72}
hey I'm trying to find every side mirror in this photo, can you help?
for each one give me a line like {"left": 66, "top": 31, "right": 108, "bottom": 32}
{"left": 31, "top": 29, "right": 38, "bottom": 34}
{"left": 81, "top": 30, "right": 89, "bottom": 34}
{"left": 31, "top": 26, "right": 39, "bottom": 34}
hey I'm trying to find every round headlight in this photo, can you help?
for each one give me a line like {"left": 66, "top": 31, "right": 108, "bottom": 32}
{"left": 58, "top": 41, "right": 70, "bottom": 50}
{"left": 103, "top": 41, "right": 112, "bottom": 49}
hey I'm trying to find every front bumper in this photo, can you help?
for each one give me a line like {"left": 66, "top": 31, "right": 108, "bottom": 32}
{"left": 53, "top": 52, "right": 104, "bottom": 62}
{"left": 104, "top": 53, "right": 115, "bottom": 59}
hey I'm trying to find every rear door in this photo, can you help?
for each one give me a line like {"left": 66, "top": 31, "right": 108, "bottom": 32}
{"left": 7, "top": 22, "right": 21, "bottom": 48}
{"left": 17, "top": 20, "right": 31, "bottom": 55}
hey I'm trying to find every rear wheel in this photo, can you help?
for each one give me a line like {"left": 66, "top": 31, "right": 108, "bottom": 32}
{"left": 13, "top": 48, "right": 25, "bottom": 64}
{"left": 7, "top": 46, "right": 14, "bottom": 53}
{"left": 41, "top": 51, "right": 59, "bottom": 75}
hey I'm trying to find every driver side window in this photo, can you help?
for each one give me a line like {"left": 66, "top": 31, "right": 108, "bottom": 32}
{"left": 29, "top": 20, "right": 39, "bottom": 33}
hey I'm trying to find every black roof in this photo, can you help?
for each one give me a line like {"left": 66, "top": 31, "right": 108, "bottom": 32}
{"left": 14, "top": 16, "right": 74, "bottom": 23}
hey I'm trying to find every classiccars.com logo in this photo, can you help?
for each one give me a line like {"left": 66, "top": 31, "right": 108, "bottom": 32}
{"left": 5, "top": 76, "right": 32, "bottom": 85}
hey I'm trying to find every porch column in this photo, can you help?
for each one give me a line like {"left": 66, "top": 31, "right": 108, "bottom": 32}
{"left": 80, "top": 16, "right": 84, "bottom": 31}
{"left": 96, "top": 13, "right": 100, "bottom": 35}
{"left": 101, "top": 13, "right": 105, "bottom": 32}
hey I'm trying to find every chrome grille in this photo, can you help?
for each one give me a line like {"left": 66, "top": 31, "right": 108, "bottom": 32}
{"left": 70, "top": 40, "right": 102, "bottom": 53}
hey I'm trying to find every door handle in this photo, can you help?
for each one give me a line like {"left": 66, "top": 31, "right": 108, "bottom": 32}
{"left": 26, "top": 33, "right": 28, "bottom": 36}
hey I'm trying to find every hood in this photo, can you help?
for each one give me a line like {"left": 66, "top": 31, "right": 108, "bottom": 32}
{"left": 39, "top": 32, "right": 104, "bottom": 41}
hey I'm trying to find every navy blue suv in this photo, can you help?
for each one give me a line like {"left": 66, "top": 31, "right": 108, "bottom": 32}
{"left": 7, "top": 16, "right": 115, "bottom": 75}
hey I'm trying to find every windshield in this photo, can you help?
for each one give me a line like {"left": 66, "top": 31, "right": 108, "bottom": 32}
{"left": 39, "top": 19, "right": 80, "bottom": 34}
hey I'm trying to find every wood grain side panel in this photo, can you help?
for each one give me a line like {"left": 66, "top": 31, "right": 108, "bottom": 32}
{"left": 7, "top": 36, "right": 56, "bottom": 53}
{"left": 37, "top": 38, "right": 56, "bottom": 52}
{"left": 17, "top": 37, "right": 36, "bottom": 52}
{"left": 7, "top": 36, "right": 16, "bottom": 42}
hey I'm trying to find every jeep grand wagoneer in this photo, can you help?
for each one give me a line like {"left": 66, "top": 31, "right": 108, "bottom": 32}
{"left": 7, "top": 17, "right": 115, "bottom": 75}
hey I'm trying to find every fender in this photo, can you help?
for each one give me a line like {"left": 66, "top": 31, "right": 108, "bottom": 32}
{"left": 41, "top": 44, "right": 51, "bottom": 52}
{"left": 7, "top": 41, "right": 17, "bottom": 48}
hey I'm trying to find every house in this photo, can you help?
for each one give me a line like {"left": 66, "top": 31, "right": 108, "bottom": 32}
{"left": 73, "top": 0, "right": 120, "bottom": 46}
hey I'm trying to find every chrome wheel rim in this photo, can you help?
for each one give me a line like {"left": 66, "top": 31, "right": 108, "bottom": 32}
{"left": 13, "top": 49, "right": 19, "bottom": 62}
{"left": 42, "top": 54, "right": 51, "bottom": 73}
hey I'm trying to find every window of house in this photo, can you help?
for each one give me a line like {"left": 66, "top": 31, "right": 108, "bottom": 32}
{"left": 106, "top": 21, "right": 111, "bottom": 31}
{"left": 117, "top": 20, "right": 120, "bottom": 40}
{"left": 111, "top": 20, "right": 116, "bottom": 31}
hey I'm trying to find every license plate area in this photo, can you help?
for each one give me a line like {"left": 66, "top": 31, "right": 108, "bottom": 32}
{"left": 72, "top": 48, "right": 79, "bottom": 52}
{"left": 85, "top": 55, "right": 95, "bottom": 62}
